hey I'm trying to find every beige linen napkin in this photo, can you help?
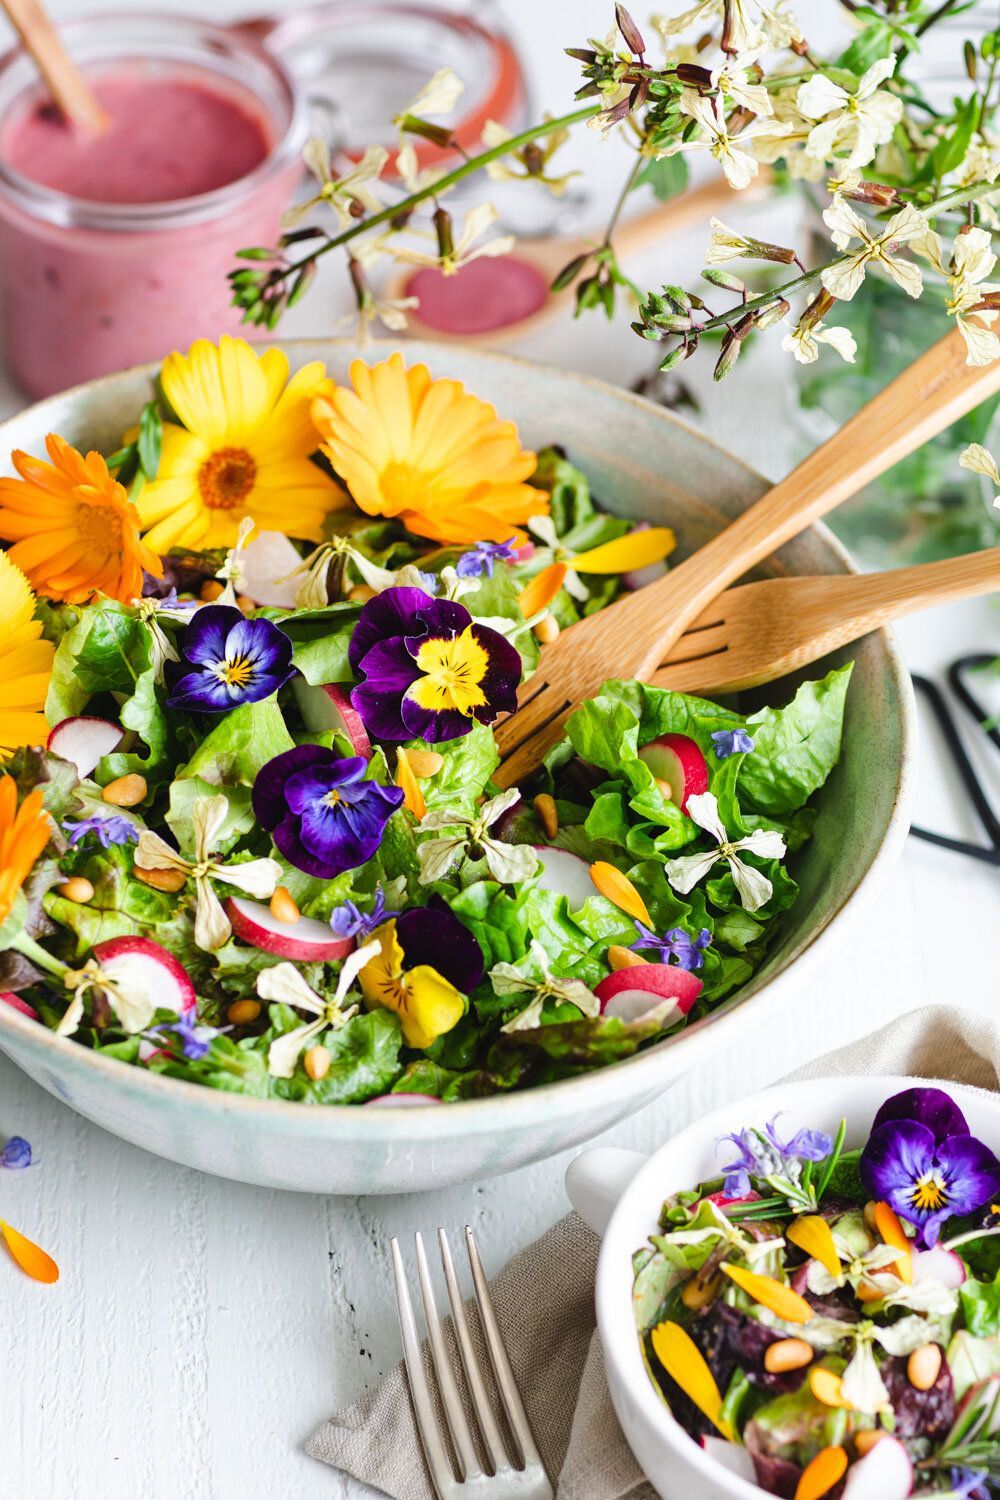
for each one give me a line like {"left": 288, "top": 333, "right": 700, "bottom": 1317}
{"left": 307, "top": 1005, "right": 1000, "bottom": 1498}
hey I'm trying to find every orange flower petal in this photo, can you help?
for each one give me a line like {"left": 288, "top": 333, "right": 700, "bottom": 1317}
{"left": 650, "top": 1321, "right": 733, "bottom": 1440}
{"left": 572, "top": 527, "right": 676, "bottom": 574}
{"left": 873, "top": 1202, "right": 913, "bottom": 1284}
{"left": 517, "top": 562, "right": 567, "bottom": 619}
{"left": 795, "top": 1445, "right": 848, "bottom": 1500}
{"left": 588, "top": 862, "right": 651, "bottom": 925}
{"left": 0, "top": 1219, "right": 59, "bottom": 1283}
{"left": 720, "top": 1262, "right": 814, "bottom": 1325}
{"left": 396, "top": 748, "right": 426, "bottom": 820}
{"left": 788, "top": 1215, "right": 841, "bottom": 1279}
{"left": 809, "top": 1367, "right": 853, "bottom": 1409}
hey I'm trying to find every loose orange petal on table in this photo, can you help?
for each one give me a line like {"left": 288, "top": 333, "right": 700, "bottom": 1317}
{"left": 395, "top": 748, "right": 426, "bottom": 820}
{"left": 795, "top": 1445, "right": 848, "bottom": 1500}
{"left": 572, "top": 527, "right": 677, "bottom": 574}
{"left": 720, "top": 1262, "right": 814, "bottom": 1324}
{"left": 517, "top": 562, "right": 567, "bottom": 618}
{"left": 589, "top": 862, "right": 652, "bottom": 926}
{"left": 0, "top": 1220, "right": 59, "bottom": 1283}
{"left": 809, "top": 1367, "right": 853, "bottom": 1409}
{"left": 650, "top": 1321, "right": 733, "bottom": 1440}
{"left": 788, "top": 1215, "right": 841, "bottom": 1279}
{"left": 873, "top": 1201, "right": 913, "bottom": 1283}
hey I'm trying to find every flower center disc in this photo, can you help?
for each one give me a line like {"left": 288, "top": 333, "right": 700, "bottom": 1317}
{"left": 215, "top": 653, "right": 254, "bottom": 688}
{"left": 198, "top": 447, "right": 257, "bottom": 510}
{"left": 75, "top": 499, "right": 124, "bottom": 561}
{"left": 912, "top": 1170, "right": 948, "bottom": 1212}
{"left": 379, "top": 460, "right": 426, "bottom": 512}
{"left": 411, "top": 629, "right": 489, "bottom": 716}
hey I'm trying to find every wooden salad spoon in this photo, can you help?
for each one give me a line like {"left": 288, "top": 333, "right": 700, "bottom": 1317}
{"left": 493, "top": 326, "right": 1000, "bottom": 788}
{"left": 651, "top": 546, "right": 1000, "bottom": 695}
{"left": 2, "top": 0, "right": 107, "bottom": 134}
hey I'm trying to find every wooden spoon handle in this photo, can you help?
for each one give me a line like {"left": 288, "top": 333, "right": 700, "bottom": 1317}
{"left": 626, "top": 326, "right": 1000, "bottom": 676}
{"left": 805, "top": 544, "right": 1000, "bottom": 633}
{"left": 2, "top": 0, "right": 107, "bottom": 134}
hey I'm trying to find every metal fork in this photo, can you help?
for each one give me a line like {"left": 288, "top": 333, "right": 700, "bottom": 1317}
{"left": 390, "top": 1226, "right": 554, "bottom": 1500}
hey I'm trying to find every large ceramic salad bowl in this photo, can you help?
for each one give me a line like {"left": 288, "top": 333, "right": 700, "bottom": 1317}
{"left": 0, "top": 341, "right": 914, "bottom": 1194}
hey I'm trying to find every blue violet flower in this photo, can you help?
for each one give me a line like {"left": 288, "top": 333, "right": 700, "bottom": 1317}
{"left": 167, "top": 605, "right": 294, "bottom": 713}
{"left": 63, "top": 814, "right": 139, "bottom": 848}
{"left": 455, "top": 538, "right": 519, "bottom": 579}
{"left": 630, "top": 921, "right": 711, "bottom": 971}
{"left": 0, "top": 1135, "right": 32, "bottom": 1169}
{"left": 253, "top": 745, "right": 404, "bottom": 879}
{"left": 148, "top": 1007, "right": 221, "bottom": 1062}
{"left": 711, "top": 727, "right": 755, "bottom": 759}
{"left": 329, "top": 885, "right": 399, "bottom": 941}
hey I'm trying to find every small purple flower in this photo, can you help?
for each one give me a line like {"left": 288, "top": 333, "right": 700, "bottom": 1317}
{"left": 718, "top": 1128, "right": 757, "bottom": 1198}
{"left": 711, "top": 727, "right": 755, "bottom": 759}
{"left": 329, "top": 885, "right": 398, "bottom": 941}
{"left": 764, "top": 1113, "right": 833, "bottom": 1163}
{"left": 347, "top": 586, "right": 521, "bottom": 743}
{"left": 0, "top": 1135, "right": 32, "bottom": 1169}
{"left": 63, "top": 814, "right": 139, "bottom": 849}
{"left": 167, "top": 605, "right": 294, "bottom": 713}
{"left": 716, "top": 1113, "right": 833, "bottom": 1198}
{"left": 455, "top": 538, "right": 519, "bottom": 579}
{"left": 253, "top": 745, "right": 403, "bottom": 879}
{"left": 630, "top": 921, "right": 711, "bottom": 971}
{"left": 950, "top": 1468, "right": 990, "bottom": 1500}
{"left": 149, "top": 1006, "right": 220, "bottom": 1062}
{"left": 860, "top": 1086, "right": 1000, "bottom": 1248}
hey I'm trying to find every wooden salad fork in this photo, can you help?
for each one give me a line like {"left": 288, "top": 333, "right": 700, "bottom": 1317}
{"left": 493, "top": 327, "right": 1000, "bottom": 788}
{"left": 651, "top": 546, "right": 1000, "bottom": 695}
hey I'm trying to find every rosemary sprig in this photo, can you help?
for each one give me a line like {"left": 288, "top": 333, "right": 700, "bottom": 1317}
{"left": 815, "top": 1118, "right": 848, "bottom": 1202}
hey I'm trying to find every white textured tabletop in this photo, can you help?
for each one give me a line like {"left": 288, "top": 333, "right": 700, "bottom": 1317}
{"left": 1, "top": 4, "right": 997, "bottom": 1498}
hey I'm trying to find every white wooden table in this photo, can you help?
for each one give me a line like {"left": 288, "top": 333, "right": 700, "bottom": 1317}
{"left": 1, "top": 4, "right": 997, "bottom": 1497}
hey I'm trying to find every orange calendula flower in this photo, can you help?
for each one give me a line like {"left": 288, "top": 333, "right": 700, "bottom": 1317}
{"left": 788, "top": 1215, "right": 841, "bottom": 1279}
{"left": 795, "top": 1445, "right": 848, "bottom": 1500}
{"left": 0, "top": 776, "right": 51, "bottom": 927}
{"left": 0, "top": 1219, "right": 59, "bottom": 1283}
{"left": 395, "top": 748, "right": 426, "bottom": 820}
{"left": 873, "top": 1201, "right": 913, "bottom": 1284}
{"left": 313, "top": 354, "right": 546, "bottom": 546}
{"left": 0, "top": 552, "right": 54, "bottom": 758}
{"left": 589, "top": 862, "right": 652, "bottom": 926}
{"left": 0, "top": 434, "right": 162, "bottom": 605}
{"left": 650, "top": 1322, "right": 733, "bottom": 1439}
{"left": 721, "top": 1261, "right": 815, "bottom": 1324}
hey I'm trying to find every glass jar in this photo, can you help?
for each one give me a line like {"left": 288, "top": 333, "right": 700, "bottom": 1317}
{"left": 0, "top": 14, "right": 306, "bottom": 398}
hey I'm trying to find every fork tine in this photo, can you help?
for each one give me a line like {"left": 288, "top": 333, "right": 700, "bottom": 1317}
{"left": 391, "top": 1237, "right": 457, "bottom": 1500}
{"left": 438, "top": 1228, "right": 508, "bottom": 1472}
{"left": 415, "top": 1232, "right": 483, "bottom": 1482}
{"left": 659, "top": 620, "right": 730, "bottom": 666}
{"left": 465, "top": 1227, "right": 545, "bottom": 1469}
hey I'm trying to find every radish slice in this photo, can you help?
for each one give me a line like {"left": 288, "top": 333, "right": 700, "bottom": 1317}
{"left": 47, "top": 716, "right": 123, "bottom": 778}
{"left": 700, "top": 1436, "right": 755, "bottom": 1483}
{"left": 364, "top": 1094, "right": 441, "bottom": 1107}
{"left": 293, "top": 680, "right": 372, "bottom": 759}
{"left": 912, "top": 1246, "right": 967, "bottom": 1289}
{"left": 226, "top": 896, "right": 355, "bottom": 962}
{"left": 841, "top": 1436, "right": 913, "bottom": 1499}
{"left": 0, "top": 991, "right": 39, "bottom": 1021}
{"left": 91, "top": 936, "right": 195, "bottom": 1034}
{"left": 638, "top": 732, "right": 709, "bottom": 811}
{"left": 623, "top": 559, "right": 668, "bottom": 591}
{"left": 534, "top": 845, "right": 594, "bottom": 911}
{"left": 238, "top": 531, "right": 304, "bottom": 608}
{"left": 594, "top": 964, "right": 702, "bottom": 1022}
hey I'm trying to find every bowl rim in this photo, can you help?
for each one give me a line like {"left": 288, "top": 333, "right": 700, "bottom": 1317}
{"left": 0, "top": 339, "right": 916, "bottom": 1137}
{"left": 593, "top": 1072, "right": 1000, "bottom": 1499}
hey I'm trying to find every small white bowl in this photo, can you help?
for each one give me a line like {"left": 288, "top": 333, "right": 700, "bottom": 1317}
{"left": 565, "top": 1073, "right": 1000, "bottom": 1500}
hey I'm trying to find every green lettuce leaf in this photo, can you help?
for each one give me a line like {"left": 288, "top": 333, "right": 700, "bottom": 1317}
{"left": 960, "top": 1271, "right": 1000, "bottom": 1338}
{"left": 741, "top": 664, "right": 853, "bottom": 816}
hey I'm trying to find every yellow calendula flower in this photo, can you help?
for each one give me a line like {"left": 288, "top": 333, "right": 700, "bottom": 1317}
{"left": 134, "top": 337, "right": 350, "bottom": 553}
{"left": 312, "top": 354, "right": 546, "bottom": 545}
{"left": 358, "top": 918, "right": 465, "bottom": 1049}
{"left": 0, "top": 553, "right": 54, "bottom": 759}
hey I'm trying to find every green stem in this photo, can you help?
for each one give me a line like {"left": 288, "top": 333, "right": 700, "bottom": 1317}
{"left": 12, "top": 931, "right": 68, "bottom": 980}
{"left": 942, "top": 1224, "right": 1000, "bottom": 1252}
{"left": 603, "top": 153, "right": 645, "bottom": 248}
{"left": 815, "top": 1118, "right": 847, "bottom": 1201}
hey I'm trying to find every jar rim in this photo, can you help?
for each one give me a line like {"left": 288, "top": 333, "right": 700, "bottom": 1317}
{"left": 0, "top": 10, "right": 307, "bottom": 231}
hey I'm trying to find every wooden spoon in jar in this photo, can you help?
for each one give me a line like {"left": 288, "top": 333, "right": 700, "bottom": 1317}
{"left": 2, "top": 0, "right": 107, "bottom": 134}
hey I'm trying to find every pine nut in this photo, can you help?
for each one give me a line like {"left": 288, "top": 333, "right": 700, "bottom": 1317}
{"left": 227, "top": 1000, "right": 261, "bottom": 1026}
{"left": 907, "top": 1344, "right": 942, "bottom": 1391}
{"left": 607, "top": 945, "right": 647, "bottom": 971}
{"left": 134, "top": 865, "right": 186, "bottom": 893}
{"left": 406, "top": 749, "right": 444, "bottom": 778}
{"left": 235, "top": 594, "right": 256, "bottom": 616}
{"left": 854, "top": 1431, "right": 887, "bottom": 1457}
{"left": 269, "top": 886, "right": 300, "bottom": 924}
{"left": 102, "top": 774, "right": 147, "bottom": 808}
{"left": 200, "top": 579, "right": 224, "bottom": 602}
{"left": 533, "top": 793, "right": 558, "bottom": 839}
{"left": 348, "top": 584, "right": 377, "bottom": 604}
{"left": 305, "top": 1045, "right": 330, "bottom": 1081}
{"left": 764, "top": 1338, "right": 813, "bottom": 1374}
{"left": 654, "top": 777, "right": 674, "bottom": 801}
{"left": 533, "top": 614, "right": 560, "bottom": 644}
{"left": 57, "top": 876, "right": 94, "bottom": 904}
{"left": 681, "top": 1273, "right": 721, "bottom": 1311}
{"left": 863, "top": 1200, "right": 879, "bottom": 1231}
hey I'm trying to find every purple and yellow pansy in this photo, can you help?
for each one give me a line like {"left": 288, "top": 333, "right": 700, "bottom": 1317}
{"left": 167, "top": 604, "right": 294, "bottom": 713}
{"left": 252, "top": 745, "right": 403, "bottom": 879}
{"left": 358, "top": 900, "right": 484, "bottom": 1049}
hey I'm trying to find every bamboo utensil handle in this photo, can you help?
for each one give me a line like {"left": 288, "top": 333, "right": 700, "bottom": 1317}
{"left": 2, "top": 0, "right": 107, "bottom": 134}
{"left": 800, "top": 545, "right": 1000, "bottom": 631}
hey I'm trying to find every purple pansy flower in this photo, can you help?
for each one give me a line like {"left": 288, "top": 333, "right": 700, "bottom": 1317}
{"left": 329, "top": 885, "right": 398, "bottom": 941}
{"left": 347, "top": 586, "right": 521, "bottom": 743}
{"left": 630, "top": 921, "right": 711, "bottom": 971}
{"left": 167, "top": 605, "right": 294, "bottom": 713}
{"left": 395, "top": 898, "right": 484, "bottom": 995}
{"left": 711, "top": 727, "right": 755, "bottom": 759}
{"left": 860, "top": 1086, "right": 1000, "bottom": 1248}
{"left": 0, "top": 1135, "right": 32, "bottom": 1169}
{"left": 253, "top": 745, "right": 403, "bottom": 880}
{"left": 63, "top": 814, "right": 139, "bottom": 848}
{"left": 455, "top": 538, "right": 519, "bottom": 579}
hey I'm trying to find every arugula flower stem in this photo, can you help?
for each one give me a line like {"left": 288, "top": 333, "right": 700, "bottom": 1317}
{"left": 12, "top": 931, "right": 69, "bottom": 981}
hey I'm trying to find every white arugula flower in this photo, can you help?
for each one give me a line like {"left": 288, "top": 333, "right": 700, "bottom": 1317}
{"left": 757, "top": 1, "right": 803, "bottom": 48}
{"left": 131, "top": 592, "right": 200, "bottom": 684}
{"left": 416, "top": 790, "right": 539, "bottom": 886}
{"left": 396, "top": 67, "right": 464, "bottom": 125}
{"left": 960, "top": 442, "right": 1000, "bottom": 510}
{"left": 710, "top": 49, "right": 773, "bottom": 118}
{"left": 914, "top": 226, "right": 1000, "bottom": 366}
{"left": 820, "top": 199, "right": 928, "bottom": 302}
{"left": 782, "top": 315, "right": 857, "bottom": 365}
{"left": 390, "top": 203, "right": 515, "bottom": 278}
{"left": 805, "top": 1210, "right": 904, "bottom": 1295}
{"left": 798, "top": 57, "right": 902, "bottom": 171}
{"left": 664, "top": 791, "right": 785, "bottom": 912}
{"left": 654, "top": 0, "right": 763, "bottom": 52}
{"left": 669, "top": 94, "right": 790, "bottom": 191}
{"left": 214, "top": 516, "right": 258, "bottom": 605}
{"left": 283, "top": 141, "right": 388, "bottom": 230}
{"left": 259, "top": 941, "right": 379, "bottom": 1078}
{"left": 492, "top": 940, "right": 599, "bottom": 1033}
{"left": 527, "top": 514, "right": 589, "bottom": 601}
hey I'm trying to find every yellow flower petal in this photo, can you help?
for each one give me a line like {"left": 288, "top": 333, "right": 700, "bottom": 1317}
{"left": 518, "top": 562, "right": 567, "bottom": 618}
{"left": 0, "top": 1219, "right": 59, "bottom": 1283}
{"left": 0, "top": 555, "right": 53, "bottom": 758}
{"left": 650, "top": 1322, "right": 733, "bottom": 1440}
{"left": 788, "top": 1215, "right": 841, "bottom": 1279}
{"left": 572, "top": 527, "right": 676, "bottom": 574}
{"left": 396, "top": 748, "right": 426, "bottom": 819}
{"left": 589, "top": 861, "right": 652, "bottom": 925}
{"left": 795, "top": 1445, "right": 848, "bottom": 1500}
{"left": 809, "top": 1367, "right": 853, "bottom": 1409}
{"left": 358, "top": 920, "right": 465, "bottom": 1049}
{"left": 720, "top": 1262, "right": 814, "bottom": 1324}
{"left": 873, "top": 1201, "right": 913, "bottom": 1284}
{"left": 0, "top": 779, "right": 52, "bottom": 925}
